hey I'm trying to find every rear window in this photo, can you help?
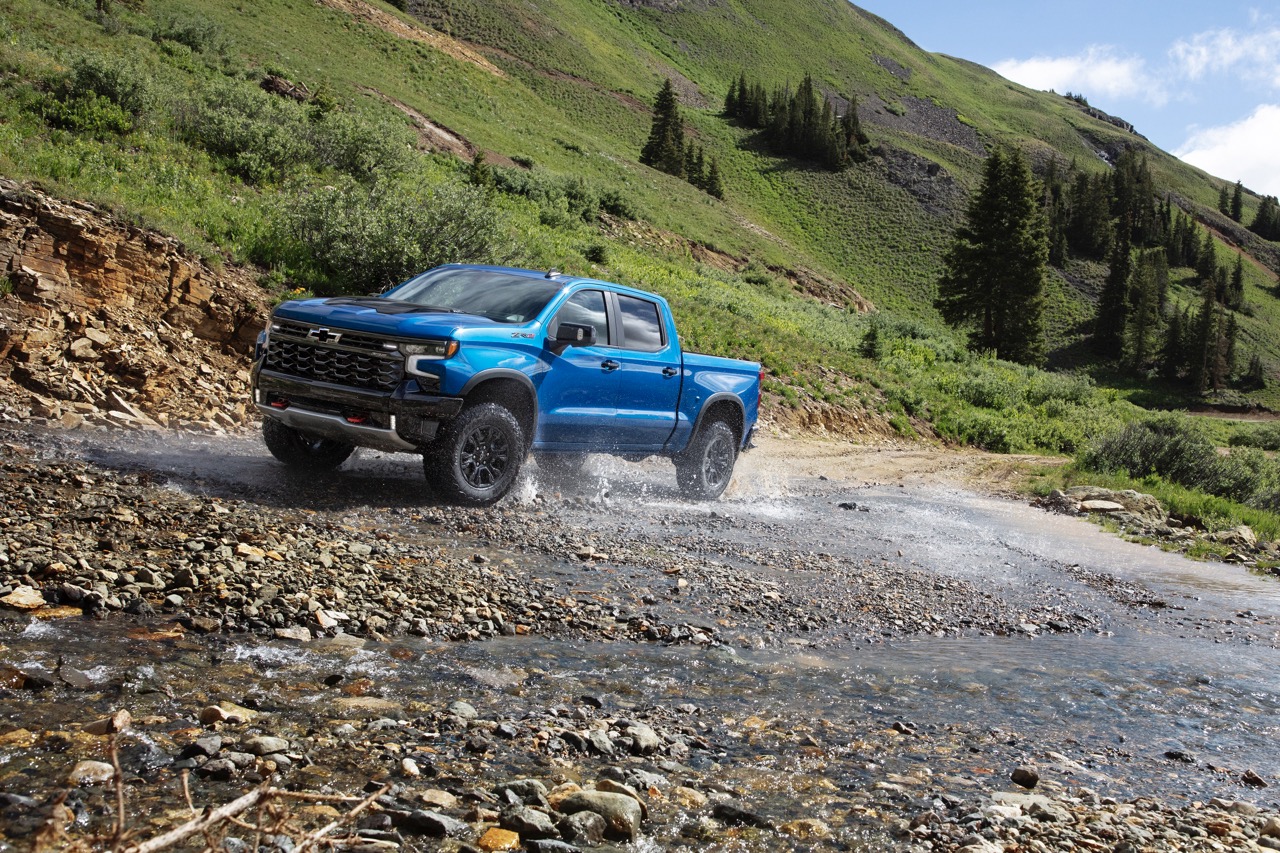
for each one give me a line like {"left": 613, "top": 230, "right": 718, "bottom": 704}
{"left": 617, "top": 294, "right": 665, "bottom": 352}
{"left": 387, "top": 268, "right": 563, "bottom": 323}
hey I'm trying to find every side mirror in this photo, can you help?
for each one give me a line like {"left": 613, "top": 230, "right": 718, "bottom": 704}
{"left": 550, "top": 322, "right": 597, "bottom": 353}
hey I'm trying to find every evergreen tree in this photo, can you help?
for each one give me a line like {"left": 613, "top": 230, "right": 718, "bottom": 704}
{"left": 640, "top": 79, "right": 685, "bottom": 177}
{"left": 1218, "top": 184, "right": 1231, "bottom": 216}
{"left": 1196, "top": 231, "right": 1217, "bottom": 286}
{"left": 1227, "top": 254, "right": 1245, "bottom": 310}
{"left": 1191, "top": 282, "right": 1218, "bottom": 394}
{"left": 723, "top": 76, "right": 739, "bottom": 118}
{"left": 1094, "top": 223, "right": 1132, "bottom": 358}
{"left": 1066, "top": 172, "right": 1112, "bottom": 260}
{"left": 1251, "top": 195, "right": 1279, "bottom": 241}
{"left": 1231, "top": 180, "right": 1244, "bottom": 222}
{"left": 1158, "top": 307, "right": 1184, "bottom": 381}
{"left": 705, "top": 157, "right": 725, "bottom": 200}
{"left": 1244, "top": 352, "right": 1266, "bottom": 389}
{"left": 936, "top": 147, "right": 1048, "bottom": 365}
{"left": 1124, "top": 251, "right": 1161, "bottom": 371}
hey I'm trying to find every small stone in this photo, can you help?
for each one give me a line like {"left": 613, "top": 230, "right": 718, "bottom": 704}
{"left": 711, "top": 802, "right": 774, "bottom": 830}
{"left": 83, "top": 709, "right": 132, "bottom": 736}
{"left": 400, "top": 757, "right": 420, "bottom": 777}
{"left": 477, "top": 827, "right": 520, "bottom": 852}
{"left": 1242, "top": 769, "right": 1269, "bottom": 788}
{"left": 779, "top": 818, "right": 831, "bottom": 839}
{"left": 274, "top": 626, "right": 311, "bottom": 641}
{"left": 67, "top": 760, "right": 116, "bottom": 785}
{"left": 1011, "top": 766, "right": 1040, "bottom": 789}
{"left": 1, "top": 586, "right": 45, "bottom": 610}
{"left": 243, "top": 736, "right": 289, "bottom": 756}
{"left": 557, "top": 791, "right": 643, "bottom": 841}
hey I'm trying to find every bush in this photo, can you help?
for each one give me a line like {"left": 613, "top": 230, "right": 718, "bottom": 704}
{"left": 308, "top": 109, "right": 415, "bottom": 181}
{"left": 173, "top": 78, "right": 311, "bottom": 183}
{"left": 1228, "top": 423, "right": 1280, "bottom": 451}
{"left": 152, "top": 13, "right": 232, "bottom": 57}
{"left": 42, "top": 53, "right": 152, "bottom": 136}
{"left": 265, "top": 169, "right": 515, "bottom": 295}
{"left": 1080, "top": 414, "right": 1280, "bottom": 508}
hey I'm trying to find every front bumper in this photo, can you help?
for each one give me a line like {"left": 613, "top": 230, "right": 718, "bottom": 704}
{"left": 253, "top": 368, "right": 464, "bottom": 453}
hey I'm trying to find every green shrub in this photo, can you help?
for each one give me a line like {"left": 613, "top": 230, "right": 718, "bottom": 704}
{"left": 599, "top": 188, "right": 637, "bottom": 220}
{"left": 1228, "top": 423, "right": 1280, "bottom": 451}
{"left": 152, "top": 13, "right": 232, "bottom": 58}
{"left": 264, "top": 169, "right": 515, "bottom": 295}
{"left": 1080, "top": 415, "right": 1280, "bottom": 508}
{"left": 173, "top": 78, "right": 311, "bottom": 183}
{"left": 308, "top": 109, "right": 415, "bottom": 181}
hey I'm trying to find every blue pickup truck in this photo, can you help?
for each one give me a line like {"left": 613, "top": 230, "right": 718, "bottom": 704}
{"left": 251, "top": 264, "right": 761, "bottom": 505}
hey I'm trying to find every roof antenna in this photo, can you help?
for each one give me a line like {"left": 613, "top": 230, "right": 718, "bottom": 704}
{"left": 545, "top": 268, "right": 560, "bottom": 279}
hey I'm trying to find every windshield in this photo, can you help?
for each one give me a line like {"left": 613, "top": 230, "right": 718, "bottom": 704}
{"left": 385, "top": 268, "right": 563, "bottom": 323}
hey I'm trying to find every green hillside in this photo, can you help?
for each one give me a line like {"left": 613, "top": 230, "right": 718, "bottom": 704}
{"left": 2, "top": 0, "right": 1279, "bottom": 435}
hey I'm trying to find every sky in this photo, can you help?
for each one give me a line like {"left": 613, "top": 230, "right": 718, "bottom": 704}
{"left": 851, "top": 1, "right": 1280, "bottom": 199}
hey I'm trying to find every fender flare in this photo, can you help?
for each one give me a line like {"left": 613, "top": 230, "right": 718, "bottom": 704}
{"left": 685, "top": 393, "right": 746, "bottom": 449}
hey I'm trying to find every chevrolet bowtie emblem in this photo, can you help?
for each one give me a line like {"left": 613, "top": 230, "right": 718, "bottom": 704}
{"left": 307, "top": 327, "right": 343, "bottom": 344}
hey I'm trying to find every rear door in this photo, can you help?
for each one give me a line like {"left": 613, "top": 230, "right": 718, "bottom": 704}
{"left": 608, "top": 292, "right": 682, "bottom": 450}
{"left": 534, "top": 288, "right": 618, "bottom": 447}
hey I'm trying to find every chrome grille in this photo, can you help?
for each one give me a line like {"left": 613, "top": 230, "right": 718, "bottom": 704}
{"left": 264, "top": 323, "right": 403, "bottom": 392}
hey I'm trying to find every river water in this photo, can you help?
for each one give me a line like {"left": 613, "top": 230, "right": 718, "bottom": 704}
{"left": 4, "top": 433, "right": 1280, "bottom": 846}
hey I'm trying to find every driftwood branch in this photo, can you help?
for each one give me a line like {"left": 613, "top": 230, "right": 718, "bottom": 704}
{"left": 293, "top": 784, "right": 388, "bottom": 853}
{"left": 121, "top": 784, "right": 271, "bottom": 853}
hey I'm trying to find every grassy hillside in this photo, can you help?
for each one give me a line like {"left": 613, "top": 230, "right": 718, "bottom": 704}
{"left": 3, "top": 0, "right": 1280, "bottom": 446}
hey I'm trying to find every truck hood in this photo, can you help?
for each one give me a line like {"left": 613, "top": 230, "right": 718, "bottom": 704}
{"left": 272, "top": 296, "right": 509, "bottom": 338}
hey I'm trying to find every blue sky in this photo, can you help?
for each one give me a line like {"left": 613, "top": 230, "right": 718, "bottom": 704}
{"left": 852, "top": 1, "right": 1280, "bottom": 198}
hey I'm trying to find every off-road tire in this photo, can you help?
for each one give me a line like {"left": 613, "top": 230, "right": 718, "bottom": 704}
{"left": 262, "top": 418, "right": 356, "bottom": 471}
{"left": 425, "top": 403, "right": 525, "bottom": 506}
{"left": 675, "top": 419, "right": 738, "bottom": 500}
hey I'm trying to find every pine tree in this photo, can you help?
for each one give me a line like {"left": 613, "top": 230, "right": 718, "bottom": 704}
{"left": 1218, "top": 184, "right": 1231, "bottom": 216}
{"left": 1251, "top": 195, "right": 1279, "bottom": 241}
{"left": 1158, "top": 307, "right": 1184, "bottom": 381}
{"left": 1124, "top": 250, "right": 1162, "bottom": 371}
{"left": 1231, "top": 180, "right": 1244, "bottom": 222}
{"left": 705, "top": 157, "right": 725, "bottom": 200}
{"left": 1094, "top": 223, "right": 1132, "bottom": 357}
{"left": 1226, "top": 254, "right": 1245, "bottom": 310}
{"left": 723, "top": 77, "right": 739, "bottom": 118}
{"left": 1191, "top": 282, "right": 1218, "bottom": 394}
{"left": 640, "top": 79, "right": 685, "bottom": 177}
{"left": 1244, "top": 352, "right": 1265, "bottom": 389}
{"left": 936, "top": 147, "right": 1048, "bottom": 365}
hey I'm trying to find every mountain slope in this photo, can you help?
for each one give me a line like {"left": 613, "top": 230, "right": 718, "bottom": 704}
{"left": 1, "top": 0, "right": 1278, "bottom": 422}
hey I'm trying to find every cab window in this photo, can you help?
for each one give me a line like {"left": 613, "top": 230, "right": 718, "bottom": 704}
{"left": 617, "top": 294, "right": 664, "bottom": 352}
{"left": 550, "top": 289, "right": 609, "bottom": 345}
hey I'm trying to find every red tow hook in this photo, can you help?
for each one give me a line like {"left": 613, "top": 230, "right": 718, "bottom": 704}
{"left": 344, "top": 412, "right": 370, "bottom": 425}
{"left": 269, "top": 397, "right": 290, "bottom": 409}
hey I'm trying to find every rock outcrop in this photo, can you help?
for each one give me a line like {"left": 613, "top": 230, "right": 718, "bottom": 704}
{"left": 0, "top": 179, "right": 267, "bottom": 430}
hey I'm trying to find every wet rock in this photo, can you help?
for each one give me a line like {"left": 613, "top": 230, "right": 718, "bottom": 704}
{"left": 710, "top": 802, "right": 774, "bottom": 830}
{"left": 67, "top": 760, "right": 116, "bottom": 785}
{"left": 1011, "top": 765, "right": 1039, "bottom": 789}
{"left": 778, "top": 818, "right": 831, "bottom": 839}
{"left": 501, "top": 805, "right": 559, "bottom": 839}
{"left": 401, "top": 810, "right": 470, "bottom": 837}
{"left": 476, "top": 827, "right": 520, "bottom": 851}
{"left": 83, "top": 709, "right": 132, "bottom": 736}
{"left": 525, "top": 840, "right": 581, "bottom": 853}
{"left": 557, "top": 791, "right": 643, "bottom": 841}
{"left": 197, "top": 758, "right": 238, "bottom": 781}
{"left": 243, "top": 735, "right": 289, "bottom": 756}
{"left": 495, "top": 779, "right": 549, "bottom": 807}
{"left": 1243, "top": 769, "right": 1270, "bottom": 788}
{"left": 557, "top": 810, "right": 606, "bottom": 845}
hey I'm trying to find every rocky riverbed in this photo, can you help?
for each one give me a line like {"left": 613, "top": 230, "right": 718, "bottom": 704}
{"left": 3, "top": 424, "right": 1280, "bottom": 852}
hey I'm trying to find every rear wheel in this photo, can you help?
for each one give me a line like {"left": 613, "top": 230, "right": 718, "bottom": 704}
{"left": 262, "top": 418, "right": 355, "bottom": 471}
{"left": 675, "top": 420, "right": 738, "bottom": 500}
{"left": 425, "top": 403, "right": 525, "bottom": 506}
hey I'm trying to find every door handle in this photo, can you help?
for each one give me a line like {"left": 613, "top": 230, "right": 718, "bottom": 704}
{"left": 601, "top": 360, "right": 621, "bottom": 371}
{"left": 662, "top": 366, "right": 679, "bottom": 377}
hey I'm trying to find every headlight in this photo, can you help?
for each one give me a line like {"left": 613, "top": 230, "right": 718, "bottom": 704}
{"left": 399, "top": 340, "right": 458, "bottom": 359}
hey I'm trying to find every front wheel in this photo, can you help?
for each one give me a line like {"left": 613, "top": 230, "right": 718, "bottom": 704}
{"left": 425, "top": 403, "right": 525, "bottom": 506}
{"left": 675, "top": 420, "right": 738, "bottom": 500}
{"left": 261, "top": 418, "right": 356, "bottom": 470}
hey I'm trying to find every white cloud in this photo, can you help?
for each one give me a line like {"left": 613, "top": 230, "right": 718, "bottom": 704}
{"left": 1169, "top": 26, "right": 1280, "bottom": 86}
{"left": 993, "top": 46, "right": 1168, "bottom": 106}
{"left": 1174, "top": 104, "right": 1280, "bottom": 197}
